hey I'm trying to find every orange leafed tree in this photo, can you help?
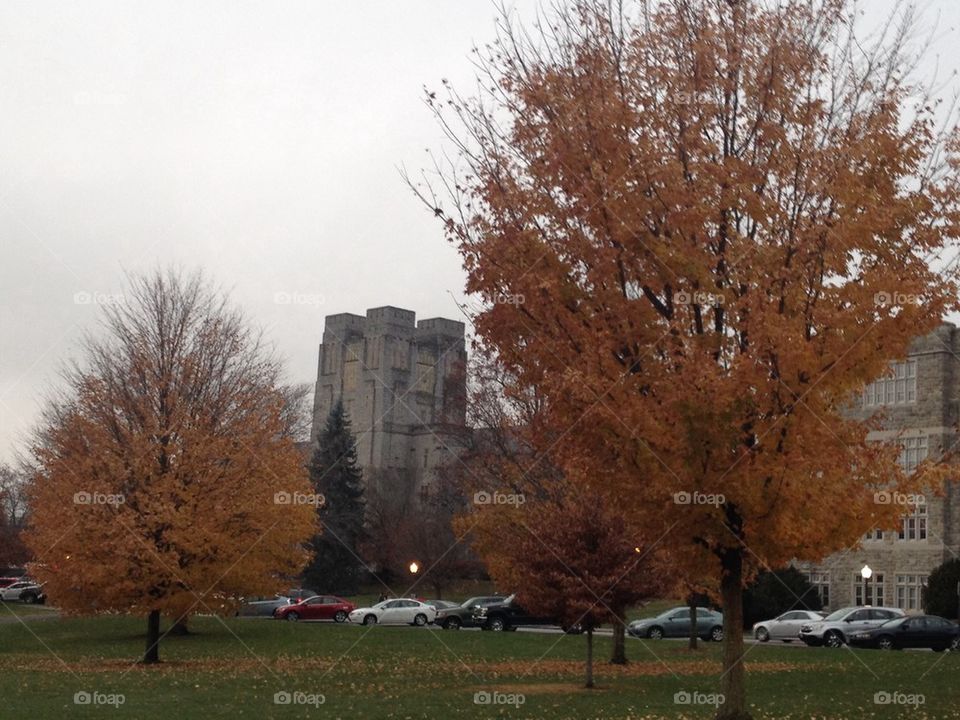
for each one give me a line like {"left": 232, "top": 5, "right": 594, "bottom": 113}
{"left": 416, "top": 1, "right": 960, "bottom": 717}
{"left": 24, "top": 270, "right": 318, "bottom": 663}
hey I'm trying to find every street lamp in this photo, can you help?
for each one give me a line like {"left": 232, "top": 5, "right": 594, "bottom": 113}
{"left": 860, "top": 565, "right": 873, "bottom": 606}
{"left": 408, "top": 561, "right": 420, "bottom": 575}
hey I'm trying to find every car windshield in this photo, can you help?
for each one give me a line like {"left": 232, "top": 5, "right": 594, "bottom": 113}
{"left": 822, "top": 608, "right": 854, "bottom": 622}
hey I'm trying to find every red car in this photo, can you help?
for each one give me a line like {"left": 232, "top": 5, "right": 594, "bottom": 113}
{"left": 274, "top": 595, "right": 355, "bottom": 622}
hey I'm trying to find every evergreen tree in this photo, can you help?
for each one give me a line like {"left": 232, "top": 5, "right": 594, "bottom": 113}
{"left": 302, "top": 400, "right": 366, "bottom": 594}
{"left": 924, "top": 559, "right": 960, "bottom": 620}
{"left": 743, "top": 567, "right": 823, "bottom": 630}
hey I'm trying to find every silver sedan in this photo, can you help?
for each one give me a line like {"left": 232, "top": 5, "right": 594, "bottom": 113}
{"left": 753, "top": 610, "right": 826, "bottom": 642}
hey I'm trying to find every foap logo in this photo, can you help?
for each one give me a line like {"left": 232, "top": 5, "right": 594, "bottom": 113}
{"left": 473, "top": 690, "right": 526, "bottom": 707}
{"left": 73, "top": 491, "right": 125, "bottom": 507}
{"left": 672, "top": 90, "right": 713, "bottom": 105}
{"left": 874, "top": 691, "right": 925, "bottom": 707}
{"left": 674, "top": 691, "right": 725, "bottom": 707}
{"left": 273, "top": 690, "right": 325, "bottom": 707}
{"left": 474, "top": 490, "right": 525, "bottom": 507}
{"left": 74, "top": 690, "right": 125, "bottom": 707}
{"left": 673, "top": 491, "right": 725, "bottom": 507}
{"left": 274, "top": 491, "right": 325, "bottom": 507}
{"left": 493, "top": 293, "right": 525, "bottom": 306}
{"left": 875, "top": 291, "right": 919, "bottom": 307}
{"left": 675, "top": 290, "right": 724, "bottom": 307}
{"left": 273, "top": 291, "right": 325, "bottom": 307}
{"left": 874, "top": 491, "right": 925, "bottom": 507}
{"left": 73, "top": 291, "right": 125, "bottom": 306}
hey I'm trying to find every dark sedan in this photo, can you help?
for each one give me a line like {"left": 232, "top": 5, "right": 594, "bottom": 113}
{"left": 436, "top": 596, "right": 506, "bottom": 630}
{"left": 848, "top": 615, "right": 960, "bottom": 651}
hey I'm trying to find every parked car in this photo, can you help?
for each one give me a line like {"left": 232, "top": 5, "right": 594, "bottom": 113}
{"left": 425, "top": 599, "right": 460, "bottom": 611}
{"left": 472, "top": 594, "right": 582, "bottom": 633}
{"left": 348, "top": 598, "right": 437, "bottom": 626}
{"left": 848, "top": 615, "right": 960, "bottom": 651}
{"left": 274, "top": 595, "right": 355, "bottom": 622}
{"left": 436, "top": 595, "right": 507, "bottom": 630}
{"left": 799, "top": 606, "right": 905, "bottom": 647}
{"left": 285, "top": 588, "right": 319, "bottom": 604}
{"left": 628, "top": 607, "right": 724, "bottom": 642}
{"left": 753, "top": 610, "right": 826, "bottom": 642}
{"left": 237, "top": 594, "right": 292, "bottom": 617}
{"left": 0, "top": 581, "right": 44, "bottom": 603}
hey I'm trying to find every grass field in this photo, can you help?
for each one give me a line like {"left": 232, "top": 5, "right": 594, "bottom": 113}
{"left": 0, "top": 612, "right": 956, "bottom": 719}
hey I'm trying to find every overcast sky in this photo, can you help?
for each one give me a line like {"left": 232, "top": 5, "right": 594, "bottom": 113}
{"left": 0, "top": 0, "right": 957, "bottom": 464}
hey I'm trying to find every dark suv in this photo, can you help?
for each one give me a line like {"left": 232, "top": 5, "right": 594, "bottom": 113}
{"left": 436, "top": 596, "right": 506, "bottom": 630}
{"left": 473, "top": 594, "right": 580, "bottom": 632}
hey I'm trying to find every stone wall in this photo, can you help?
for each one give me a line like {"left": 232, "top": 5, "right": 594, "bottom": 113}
{"left": 799, "top": 323, "right": 960, "bottom": 611}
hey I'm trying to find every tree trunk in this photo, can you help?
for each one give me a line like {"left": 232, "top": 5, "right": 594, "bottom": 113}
{"left": 143, "top": 610, "right": 161, "bottom": 664}
{"left": 610, "top": 614, "right": 628, "bottom": 665}
{"left": 689, "top": 598, "right": 699, "bottom": 650}
{"left": 716, "top": 548, "right": 751, "bottom": 720}
{"left": 585, "top": 627, "right": 594, "bottom": 689}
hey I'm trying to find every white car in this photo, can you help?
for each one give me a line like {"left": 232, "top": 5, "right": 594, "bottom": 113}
{"left": 752, "top": 610, "right": 825, "bottom": 642}
{"left": 348, "top": 599, "right": 437, "bottom": 626}
{"left": 0, "top": 581, "right": 43, "bottom": 602}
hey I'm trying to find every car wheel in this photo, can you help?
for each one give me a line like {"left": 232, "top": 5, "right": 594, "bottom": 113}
{"left": 710, "top": 626, "right": 724, "bottom": 642}
{"left": 824, "top": 630, "right": 844, "bottom": 648}
{"left": 443, "top": 617, "right": 461, "bottom": 630}
{"left": 488, "top": 617, "right": 506, "bottom": 632}
{"left": 877, "top": 636, "right": 895, "bottom": 651}
{"left": 363, "top": 614, "right": 378, "bottom": 626}
{"left": 951, "top": 637, "right": 960, "bottom": 651}
{"left": 286, "top": 612, "right": 300, "bottom": 622}
{"left": 413, "top": 613, "right": 428, "bottom": 626}
{"left": 22, "top": 594, "right": 37, "bottom": 605}
{"left": 647, "top": 626, "right": 664, "bottom": 640}
{"left": 333, "top": 611, "right": 347, "bottom": 623}
{"left": 755, "top": 627, "right": 770, "bottom": 643}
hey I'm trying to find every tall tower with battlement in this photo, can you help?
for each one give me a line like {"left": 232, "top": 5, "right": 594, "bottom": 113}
{"left": 311, "top": 306, "right": 468, "bottom": 502}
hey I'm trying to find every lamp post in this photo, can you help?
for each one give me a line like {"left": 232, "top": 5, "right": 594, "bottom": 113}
{"left": 860, "top": 565, "right": 873, "bottom": 606}
{"left": 409, "top": 561, "right": 420, "bottom": 575}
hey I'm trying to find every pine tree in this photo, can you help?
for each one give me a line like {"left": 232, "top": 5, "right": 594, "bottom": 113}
{"left": 303, "top": 400, "right": 366, "bottom": 595}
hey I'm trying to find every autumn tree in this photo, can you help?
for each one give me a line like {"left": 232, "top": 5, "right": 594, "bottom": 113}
{"left": 470, "top": 483, "right": 666, "bottom": 688}
{"left": 417, "top": 1, "right": 960, "bottom": 717}
{"left": 24, "top": 269, "right": 317, "bottom": 663}
{"left": 302, "top": 400, "right": 366, "bottom": 595}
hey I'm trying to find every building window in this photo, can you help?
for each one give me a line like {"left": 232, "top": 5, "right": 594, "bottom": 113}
{"left": 895, "top": 575, "right": 927, "bottom": 611}
{"left": 898, "top": 436, "right": 928, "bottom": 474}
{"left": 899, "top": 504, "right": 927, "bottom": 541}
{"left": 854, "top": 572, "right": 885, "bottom": 606}
{"left": 863, "top": 360, "right": 917, "bottom": 407}
{"left": 807, "top": 572, "right": 830, "bottom": 608}
{"left": 864, "top": 528, "right": 884, "bottom": 541}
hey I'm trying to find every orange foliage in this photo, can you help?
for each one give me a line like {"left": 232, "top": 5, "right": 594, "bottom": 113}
{"left": 24, "top": 270, "right": 317, "bottom": 624}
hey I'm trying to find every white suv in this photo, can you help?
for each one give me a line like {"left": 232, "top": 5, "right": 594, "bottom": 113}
{"left": 799, "top": 606, "right": 905, "bottom": 647}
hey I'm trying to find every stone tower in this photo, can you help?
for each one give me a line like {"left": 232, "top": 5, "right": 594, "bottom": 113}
{"left": 311, "top": 306, "right": 468, "bottom": 502}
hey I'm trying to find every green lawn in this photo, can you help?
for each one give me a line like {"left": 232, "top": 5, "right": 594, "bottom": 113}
{"left": 0, "top": 614, "right": 956, "bottom": 719}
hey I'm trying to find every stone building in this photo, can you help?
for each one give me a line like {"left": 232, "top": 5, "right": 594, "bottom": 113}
{"left": 311, "top": 306, "right": 468, "bottom": 504}
{"left": 797, "top": 322, "right": 960, "bottom": 612}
